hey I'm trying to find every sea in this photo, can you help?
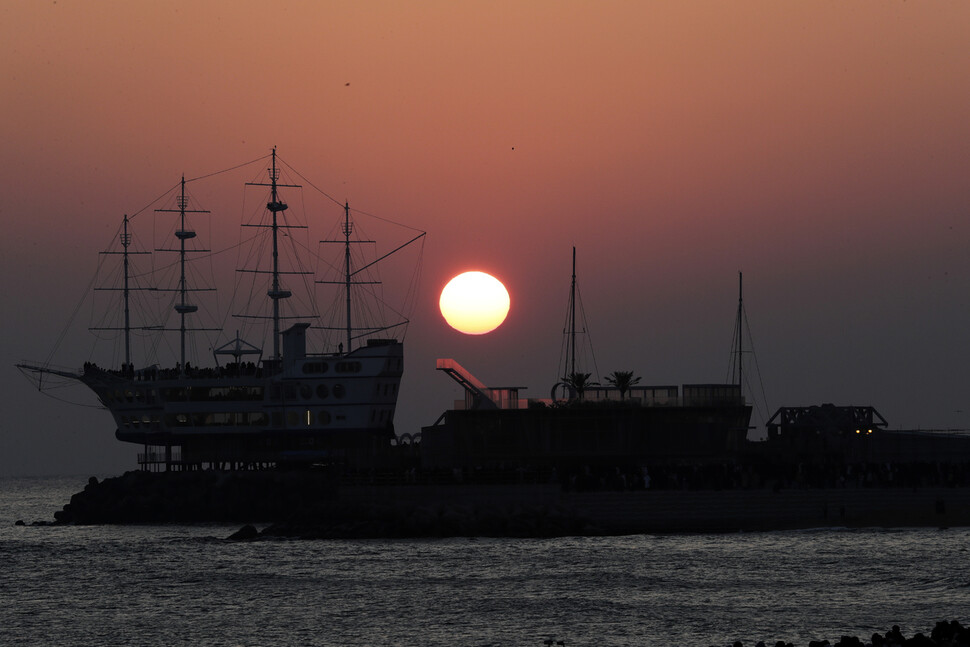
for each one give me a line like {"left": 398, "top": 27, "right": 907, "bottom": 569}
{"left": 1, "top": 477, "right": 967, "bottom": 647}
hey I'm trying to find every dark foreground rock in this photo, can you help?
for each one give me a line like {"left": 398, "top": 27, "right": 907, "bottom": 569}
{"left": 54, "top": 470, "right": 340, "bottom": 524}
{"left": 53, "top": 471, "right": 598, "bottom": 536}
{"left": 709, "top": 621, "right": 970, "bottom": 647}
{"left": 51, "top": 470, "right": 970, "bottom": 534}
{"left": 227, "top": 523, "right": 259, "bottom": 541}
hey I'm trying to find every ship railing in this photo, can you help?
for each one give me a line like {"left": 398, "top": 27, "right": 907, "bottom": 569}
{"left": 138, "top": 448, "right": 183, "bottom": 465}
{"left": 450, "top": 397, "right": 528, "bottom": 411}
{"left": 584, "top": 385, "right": 680, "bottom": 406}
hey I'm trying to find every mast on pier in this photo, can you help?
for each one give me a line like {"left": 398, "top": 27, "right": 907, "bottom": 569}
{"left": 565, "top": 247, "right": 577, "bottom": 378}
{"left": 558, "top": 247, "right": 599, "bottom": 393}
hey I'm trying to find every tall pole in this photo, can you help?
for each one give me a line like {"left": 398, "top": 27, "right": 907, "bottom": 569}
{"left": 570, "top": 247, "right": 576, "bottom": 378}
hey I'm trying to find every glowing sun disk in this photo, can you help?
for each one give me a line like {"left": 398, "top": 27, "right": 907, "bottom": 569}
{"left": 439, "top": 271, "right": 510, "bottom": 335}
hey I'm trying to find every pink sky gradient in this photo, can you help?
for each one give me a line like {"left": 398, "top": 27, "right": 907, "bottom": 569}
{"left": 2, "top": 1, "right": 969, "bottom": 475}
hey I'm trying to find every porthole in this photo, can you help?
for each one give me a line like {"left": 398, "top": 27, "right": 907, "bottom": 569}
{"left": 286, "top": 411, "right": 300, "bottom": 427}
{"left": 300, "top": 384, "right": 312, "bottom": 400}
{"left": 301, "top": 361, "right": 329, "bottom": 374}
{"left": 317, "top": 410, "right": 331, "bottom": 425}
{"left": 336, "top": 361, "right": 362, "bottom": 373}
{"left": 316, "top": 384, "right": 329, "bottom": 399}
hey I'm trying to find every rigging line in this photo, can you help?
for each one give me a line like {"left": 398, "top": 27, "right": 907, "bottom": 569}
{"left": 743, "top": 307, "right": 771, "bottom": 421}
{"left": 275, "top": 154, "right": 344, "bottom": 208}
{"left": 726, "top": 315, "right": 740, "bottom": 383}
{"left": 127, "top": 231, "right": 262, "bottom": 283}
{"left": 35, "top": 388, "right": 105, "bottom": 409}
{"left": 127, "top": 181, "right": 182, "bottom": 222}
{"left": 393, "top": 241, "right": 424, "bottom": 325}
{"left": 351, "top": 232, "right": 426, "bottom": 277}
{"left": 185, "top": 154, "right": 270, "bottom": 184}
{"left": 44, "top": 262, "right": 101, "bottom": 368}
{"left": 557, "top": 282, "right": 573, "bottom": 378}
{"left": 576, "top": 283, "right": 601, "bottom": 381}
{"left": 349, "top": 204, "right": 426, "bottom": 234}
{"left": 127, "top": 154, "right": 267, "bottom": 225}
{"left": 276, "top": 154, "right": 426, "bottom": 235}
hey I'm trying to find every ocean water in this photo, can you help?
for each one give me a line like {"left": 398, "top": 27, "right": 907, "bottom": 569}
{"left": 1, "top": 477, "right": 967, "bottom": 647}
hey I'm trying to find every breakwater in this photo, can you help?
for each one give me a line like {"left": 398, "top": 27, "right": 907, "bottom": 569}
{"left": 46, "top": 470, "right": 970, "bottom": 537}
{"left": 735, "top": 620, "right": 970, "bottom": 647}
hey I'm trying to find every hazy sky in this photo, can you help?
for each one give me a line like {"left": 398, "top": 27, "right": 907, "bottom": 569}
{"left": 2, "top": 1, "right": 969, "bottom": 476}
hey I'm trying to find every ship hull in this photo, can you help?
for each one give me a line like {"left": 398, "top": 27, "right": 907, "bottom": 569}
{"left": 81, "top": 340, "right": 404, "bottom": 468}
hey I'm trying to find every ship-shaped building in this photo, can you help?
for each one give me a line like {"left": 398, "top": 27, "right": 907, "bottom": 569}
{"left": 19, "top": 150, "right": 422, "bottom": 470}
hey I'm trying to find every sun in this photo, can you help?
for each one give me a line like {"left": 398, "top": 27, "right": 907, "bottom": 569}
{"left": 439, "top": 271, "right": 510, "bottom": 335}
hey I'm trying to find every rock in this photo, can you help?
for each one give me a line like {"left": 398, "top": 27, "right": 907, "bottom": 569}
{"left": 227, "top": 524, "right": 259, "bottom": 541}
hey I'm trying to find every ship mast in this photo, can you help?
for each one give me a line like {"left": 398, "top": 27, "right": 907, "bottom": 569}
{"left": 122, "top": 215, "right": 132, "bottom": 367}
{"left": 156, "top": 176, "right": 211, "bottom": 373}
{"left": 240, "top": 148, "right": 307, "bottom": 363}
{"left": 91, "top": 215, "right": 151, "bottom": 370}
{"left": 318, "top": 204, "right": 422, "bottom": 355}
{"left": 175, "top": 177, "right": 200, "bottom": 369}
{"left": 265, "top": 149, "right": 292, "bottom": 360}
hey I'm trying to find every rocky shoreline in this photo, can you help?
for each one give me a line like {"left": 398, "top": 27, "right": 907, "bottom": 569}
{"left": 707, "top": 621, "right": 970, "bottom": 647}
{"left": 49, "top": 471, "right": 599, "bottom": 537}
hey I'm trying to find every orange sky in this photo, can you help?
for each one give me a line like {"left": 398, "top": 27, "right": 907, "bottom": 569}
{"left": 2, "top": 1, "right": 970, "bottom": 474}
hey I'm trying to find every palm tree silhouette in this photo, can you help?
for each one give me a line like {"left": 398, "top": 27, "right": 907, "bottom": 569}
{"left": 605, "top": 370, "right": 641, "bottom": 400}
{"left": 562, "top": 371, "right": 598, "bottom": 400}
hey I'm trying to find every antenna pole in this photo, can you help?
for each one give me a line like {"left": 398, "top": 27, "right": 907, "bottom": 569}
{"left": 570, "top": 247, "right": 576, "bottom": 378}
